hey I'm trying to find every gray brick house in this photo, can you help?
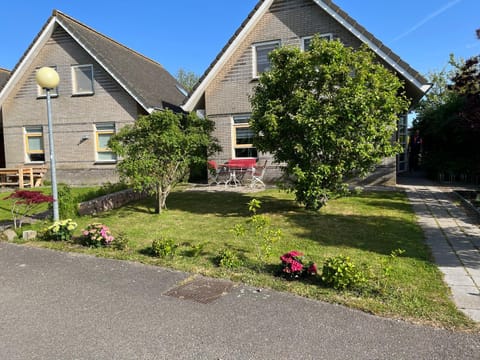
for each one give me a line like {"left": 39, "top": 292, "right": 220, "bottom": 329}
{"left": 0, "top": 10, "right": 185, "bottom": 185}
{"left": 183, "top": 0, "right": 431, "bottom": 185}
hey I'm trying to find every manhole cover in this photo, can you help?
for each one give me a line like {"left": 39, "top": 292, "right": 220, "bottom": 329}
{"left": 164, "top": 276, "right": 234, "bottom": 304}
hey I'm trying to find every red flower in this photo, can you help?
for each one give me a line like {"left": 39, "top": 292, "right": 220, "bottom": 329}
{"left": 288, "top": 250, "right": 303, "bottom": 257}
{"left": 290, "top": 260, "right": 304, "bottom": 273}
{"left": 307, "top": 263, "right": 318, "bottom": 275}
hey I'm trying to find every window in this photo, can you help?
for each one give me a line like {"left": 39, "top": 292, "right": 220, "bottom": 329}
{"left": 95, "top": 123, "right": 116, "bottom": 162}
{"left": 233, "top": 115, "right": 257, "bottom": 158}
{"left": 253, "top": 41, "right": 279, "bottom": 78}
{"left": 36, "top": 66, "right": 58, "bottom": 97}
{"left": 72, "top": 64, "right": 94, "bottom": 95}
{"left": 301, "top": 33, "right": 333, "bottom": 51}
{"left": 24, "top": 126, "right": 45, "bottom": 163}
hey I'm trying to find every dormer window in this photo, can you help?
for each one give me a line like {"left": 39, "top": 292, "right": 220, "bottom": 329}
{"left": 252, "top": 41, "right": 280, "bottom": 78}
{"left": 71, "top": 64, "right": 94, "bottom": 95}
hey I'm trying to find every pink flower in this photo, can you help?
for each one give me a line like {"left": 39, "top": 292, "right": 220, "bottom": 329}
{"left": 290, "top": 260, "right": 304, "bottom": 273}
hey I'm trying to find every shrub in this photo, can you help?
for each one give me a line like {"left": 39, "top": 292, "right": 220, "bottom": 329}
{"left": 81, "top": 223, "right": 114, "bottom": 248}
{"left": 321, "top": 255, "right": 365, "bottom": 290}
{"left": 43, "top": 219, "right": 77, "bottom": 241}
{"left": 217, "top": 249, "right": 242, "bottom": 269}
{"left": 151, "top": 237, "right": 177, "bottom": 257}
{"left": 111, "top": 231, "right": 129, "bottom": 251}
{"left": 56, "top": 184, "right": 78, "bottom": 219}
{"left": 279, "top": 251, "right": 317, "bottom": 280}
{"left": 5, "top": 190, "right": 53, "bottom": 229}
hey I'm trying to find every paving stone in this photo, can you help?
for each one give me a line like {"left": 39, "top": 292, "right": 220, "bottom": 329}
{"left": 450, "top": 285, "right": 480, "bottom": 308}
{"left": 442, "top": 273, "right": 476, "bottom": 286}
{"left": 461, "top": 309, "right": 480, "bottom": 322}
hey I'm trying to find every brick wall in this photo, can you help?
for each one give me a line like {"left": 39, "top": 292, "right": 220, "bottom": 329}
{"left": 2, "top": 27, "right": 138, "bottom": 185}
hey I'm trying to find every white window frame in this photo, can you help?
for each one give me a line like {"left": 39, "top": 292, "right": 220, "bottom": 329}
{"left": 232, "top": 115, "right": 257, "bottom": 159}
{"left": 301, "top": 33, "right": 334, "bottom": 51}
{"left": 95, "top": 122, "right": 117, "bottom": 163}
{"left": 36, "top": 66, "right": 58, "bottom": 98}
{"left": 252, "top": 40, "right": 280, "bottom": 78}
{"left": 24, "top": 126, "right": 45, "bottom": 163}
{"left": 71, "top": 64, "right": 94, "bottom": 95}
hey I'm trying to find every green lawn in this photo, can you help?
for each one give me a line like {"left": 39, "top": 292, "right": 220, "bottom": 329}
{"left": 4, "top": 186, "right": 478, "bottom": 331}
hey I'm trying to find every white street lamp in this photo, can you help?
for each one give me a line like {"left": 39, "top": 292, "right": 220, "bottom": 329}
{"left": 36, "top": 67, "right": 60, "bottom": 221}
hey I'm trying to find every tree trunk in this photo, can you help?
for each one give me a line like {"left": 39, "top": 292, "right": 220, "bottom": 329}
{"left": 155, "top": 183, "right": 162, "bottom": 214}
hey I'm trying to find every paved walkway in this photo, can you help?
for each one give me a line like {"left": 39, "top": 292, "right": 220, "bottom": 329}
{"left": 397, "top": 174, "right": 480, "bottom": 322}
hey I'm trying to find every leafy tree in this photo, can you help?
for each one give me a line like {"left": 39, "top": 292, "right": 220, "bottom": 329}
{"left": 109, "top": 110, "right": 220, "bottom": 214}
{"left": 414, "top": 54, "right": 480, "bottom": 178}
{"left": 250, "top": 37, "right": 410, "bottom": 210}
{"left": 176, "top": 68, "right": 199, "bottom": 93}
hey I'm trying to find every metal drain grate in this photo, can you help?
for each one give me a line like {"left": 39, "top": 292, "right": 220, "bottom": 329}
{"left": 164, "top": 277, "right": 234, "bottom": 304}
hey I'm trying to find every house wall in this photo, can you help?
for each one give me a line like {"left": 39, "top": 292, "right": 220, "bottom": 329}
{"left": 204, "top": 0, "right": 397, "bottom": 185}
{"left": 2, "top": 26, "right": 140, "bottom": 185}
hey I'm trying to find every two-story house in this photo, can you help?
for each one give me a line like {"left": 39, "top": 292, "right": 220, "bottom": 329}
{"left": 0, "top": 10, "right": 185, "bottom": 185}
{"left": 183, "top": 0, "right": 431, "bottom": 185}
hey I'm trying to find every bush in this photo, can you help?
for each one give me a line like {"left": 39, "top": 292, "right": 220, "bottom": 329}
{"left": 151, "top": 237, "right": 177, "bottom": 258}
{"left": 5, "top": 190, "right": 53, "bottom": 229}
{"left": 216, "top": 249, "right": 242, "bottom": 268}
{"left": 81, "top": 223, "right": 114, "bottom": 248}
{"left": 56, "top": 184, "right": 78, "bottom": 219}
{"left": 321, "top": 255, "right": 365, "bottom": 290}
{"left": 111, "top": 232, "right": 129, "bottom": 250}
{"left": 279, "top": 250, "right": 317, "bottom": 280}
{"left": 43, "top": 219, "right": 77, "bottom": 241}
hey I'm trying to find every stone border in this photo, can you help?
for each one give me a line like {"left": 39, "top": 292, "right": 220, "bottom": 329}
{"left": 77, "top": 189, "right": 148, "bottom": 216}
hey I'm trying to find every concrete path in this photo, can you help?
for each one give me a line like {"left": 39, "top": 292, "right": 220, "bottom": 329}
{"left": 0, "top": 243, "right": 479, "bottom": 359}
{"left": 398, "top": 175, "right": 480, "bottom": 322}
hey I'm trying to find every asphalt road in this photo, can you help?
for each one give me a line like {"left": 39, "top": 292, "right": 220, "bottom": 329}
{"left": 0, "top": 243, "right": 478, "bottom": 359}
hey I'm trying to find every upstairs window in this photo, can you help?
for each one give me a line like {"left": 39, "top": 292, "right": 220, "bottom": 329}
{"left": 72, "top": 64, "right": 94, "bottom": 95}
{"left": 24, "top": 126, "right": 45, "bottom": 163}
{"left": 95, "top": 123, "right": 116, "bottom": 162}
{"left": 233, "top": 115, "right": 257, "bottom": 158}
{"left": 253, "top": 41, "right": 280, "bottom": 78}
{"left": 301, "top": 33, "right": 333, "bottom": 51}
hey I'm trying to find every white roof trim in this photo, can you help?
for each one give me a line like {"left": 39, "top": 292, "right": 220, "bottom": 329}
{"left": 55, "top": 16, "right": 152, "bottom": 113}
{"left": 312, "top": 0, "right": 425, "bottom": 91}
{"left": 0, "top": 18, "right": 57, "bottom": 106}
{"left": 183, "top": 0, "right": 427, "bottom": 111}
{"left": 183, "top": 0, "right": 274, "bottom": 111}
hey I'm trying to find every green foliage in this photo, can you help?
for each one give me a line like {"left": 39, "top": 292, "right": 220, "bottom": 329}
{"left": 186, "top": 241, "right": 208, "bottom": 257}
{"left": 250, "top": 36, "right": 409, "bottom": 209}
{"left": 56, "top": 184, "right": 77, "bottom": 219}
{"left": 111, "top": 231, "right": 129, "bottom": 251}
{"left": 414, "top": 56, "right": 480, "bottom": 178}
{"left": 321, "top": 255, "right": 365, "bottom": 290}
{"left": 109, "top": 110, "right": 220, "bottom": 214}
{"left": 216, "top": 249, "right": 242, "bottom": 269}
{"left": 151, "top": 237, "right": 178, "bottom": 258}
{"left": 42, "top": 219, "right": 77, "bottom": 241}
{"left": 176, "top": 68, "right": 199, "bottom": 93}
{"left": 232, "top": 199, "right": 282, "bottom": 264}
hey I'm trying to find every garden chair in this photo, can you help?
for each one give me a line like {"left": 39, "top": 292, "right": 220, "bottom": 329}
{"left": 207, "top": 160, "right": 228, "bottom": 185}
{"left": 250, "top": 160, "right": 267, "bottom": 188}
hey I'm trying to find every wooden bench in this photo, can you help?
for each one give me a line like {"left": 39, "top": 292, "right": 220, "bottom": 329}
{"left": 0, "top": 167, "right": 48, "bottom": 188}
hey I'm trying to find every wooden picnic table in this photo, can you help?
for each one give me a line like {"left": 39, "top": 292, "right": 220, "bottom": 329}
{"left": 0, "top": 167, "right": 48, "bottom": 188}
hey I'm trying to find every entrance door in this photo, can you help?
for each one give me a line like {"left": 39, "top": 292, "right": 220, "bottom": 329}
{"left": 396, "top": 115, "right": 408, "bottom": 173}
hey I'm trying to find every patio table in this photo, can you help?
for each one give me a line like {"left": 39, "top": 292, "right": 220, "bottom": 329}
{"left": 224, "top": 159, "right": 256, "bottom": 187}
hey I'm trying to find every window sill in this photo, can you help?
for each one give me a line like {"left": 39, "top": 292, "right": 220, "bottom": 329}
{"left": 37, "top": 94, "right": 58, "bottom": 99}
{"left": 72, "top": 92, "right": 95, "bottom": 97}
{"left": 94, "top": 161, "right": 117, "bottom": 165}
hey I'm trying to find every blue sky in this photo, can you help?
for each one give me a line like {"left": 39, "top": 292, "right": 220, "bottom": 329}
{"left": 1, "top": 0, "right": 478, "bottom": 79}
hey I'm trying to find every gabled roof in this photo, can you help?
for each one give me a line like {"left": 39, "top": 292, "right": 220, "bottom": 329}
{"left": 183, "top": 0, "right": 431, "bottom": 111}
{"left": 0, "top": 68, "right": 9, "bottom": 92}
{"left": 0, "top": 10, "right": 185, "bottom": 112}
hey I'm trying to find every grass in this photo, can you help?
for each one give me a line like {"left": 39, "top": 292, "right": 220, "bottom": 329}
{"left": 2, "top": 186, "right": 478, "bottom": 331}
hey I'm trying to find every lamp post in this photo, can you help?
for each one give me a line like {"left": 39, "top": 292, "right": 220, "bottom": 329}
{"left": 36, "top": 67, "right": 60, "bottom": 222}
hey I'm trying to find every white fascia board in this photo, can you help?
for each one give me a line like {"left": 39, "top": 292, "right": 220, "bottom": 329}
{"left": 0, "top": 18, "right": 57, "bottom": 106}
{"left": 183, "top": 0, "right": 275, "bottom": 112}
{"left": 55, "top": 17, "right": 152, "bottom": 114}
{"left": 313, "top": 0, "right": 426, "bottom": 92}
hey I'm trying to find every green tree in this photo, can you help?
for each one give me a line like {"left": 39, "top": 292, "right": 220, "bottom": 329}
{"left": 176, "top": 68, "right": 199, "bottom": 93}
{"left": 109, "top": 110, "right": 220, "bottom": 214}
{"left": 250, "top": 37, "right": 410, "bottom": 210}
